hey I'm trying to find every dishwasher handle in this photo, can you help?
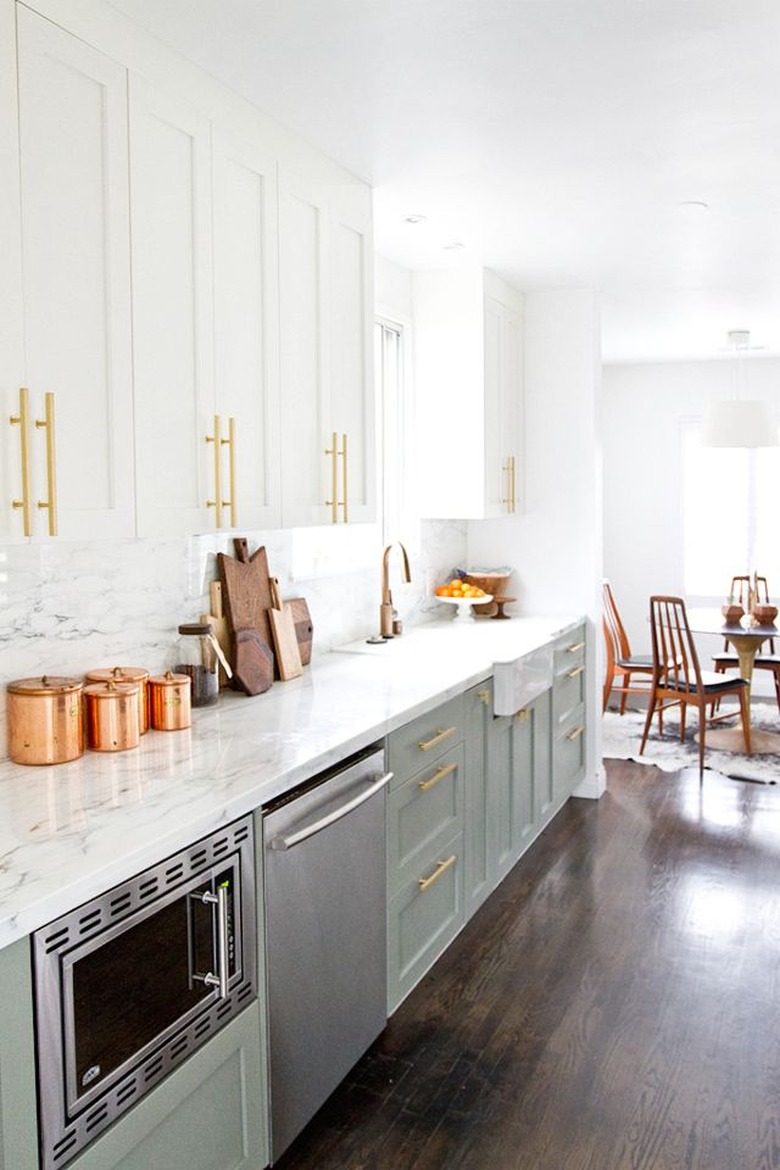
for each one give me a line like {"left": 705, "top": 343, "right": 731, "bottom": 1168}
{"left": 268, "top": 770, "right": 393, "bottom": 851}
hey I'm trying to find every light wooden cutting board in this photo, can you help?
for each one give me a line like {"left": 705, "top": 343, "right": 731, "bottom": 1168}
{"left": 268, "top": 578, "right": 303, "bottom": 681}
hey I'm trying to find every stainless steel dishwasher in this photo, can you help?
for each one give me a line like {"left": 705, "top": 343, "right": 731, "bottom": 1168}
{"left": 263, "top": 743, "right": 391, "bottom": 1162}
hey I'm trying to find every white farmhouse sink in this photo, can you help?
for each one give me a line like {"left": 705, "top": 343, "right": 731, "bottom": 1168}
{"left": 493, "top": 643, "right": 554, "bottom": 715}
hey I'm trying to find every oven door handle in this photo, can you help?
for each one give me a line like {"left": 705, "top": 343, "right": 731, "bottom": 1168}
{"left": 196, "top": 883, "right": 230, "bottom": 998}
{"left": 268, "top": 770, "right": 393, "bottom": 851}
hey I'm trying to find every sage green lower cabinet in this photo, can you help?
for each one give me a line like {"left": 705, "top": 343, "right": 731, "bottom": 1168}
{"left": 0, "top": 937, "right": 39, "bottom": 1170}
{"left": 552, "top": 624, "right": 587, "bottom": 800}
{"left": 69, "top": 1005, "right": 267, "bottom": 1170}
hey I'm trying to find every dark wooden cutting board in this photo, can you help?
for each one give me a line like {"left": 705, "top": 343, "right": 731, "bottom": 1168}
{"left": 287, "top": 598, "right": 313, "bottom": 666}
{"left": 217, "top": 539, "right": 276, "bottom": 678}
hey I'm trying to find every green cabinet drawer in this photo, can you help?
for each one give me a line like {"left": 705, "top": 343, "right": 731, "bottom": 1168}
{"left": 387, "top": 744, "right": 464, "bottom": 894}
{"left": 387, "top": 693, "right": 464, "bottom": 788}
{"left": 554, "top": 703, "right": 586, "bottom": 798}
{"left": 553, "top": 625, "right": 586, "bottom": 678}
{"left": 387, "top": 832, "right": 465, "bottom": 1013}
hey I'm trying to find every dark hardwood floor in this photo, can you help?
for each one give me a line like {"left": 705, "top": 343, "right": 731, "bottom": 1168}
{"left": 275, "top": 759, "right": 780, "bottom": 1170}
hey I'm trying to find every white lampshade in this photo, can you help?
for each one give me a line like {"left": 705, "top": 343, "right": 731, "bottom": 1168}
{"left": 701, "top": 399, "right": 778, "bottom": 448}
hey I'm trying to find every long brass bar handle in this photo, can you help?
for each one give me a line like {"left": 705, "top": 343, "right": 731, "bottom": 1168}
{"left": 324, "top": 431, "right": 338, "bottom": 523}
{"left": 418, "top": 761, "right": 457, "bottom": 792}
{"left": 205, "top": 414, "right": 223, "bottom": 527}
{"left": 339, "top": 431, "right": 348, "bottom": 523}
{"left": 510, "top": 454, "right": 517, "bottom": 513}
{"left": 418, "top": 854, "right": 457, "bottom": 893}
{"left": 567, "top": 641, "right": 586, "bottom": 654}
{"left": 221, "top": 415, "right": 236, "bottom": 528}
{"left": 567, "top": 725, "right": 585, "bottom": 742}
{"left": 10, "top": 386, "right": 33, "bottom": 536}
{"left": 35, "top": 392, "right": 57, "bottom": 536}
{"left": 417, "top": 726, "right": 457, "bottom": 752}
{"left": 567, "top": 665, "right": 586, "bottom": 679}
{"left": 501, "top": 458, "right": 512, "bottom": 512}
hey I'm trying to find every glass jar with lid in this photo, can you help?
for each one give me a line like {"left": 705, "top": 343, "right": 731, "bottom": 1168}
{"left": 175, "top": 623, "right": 219, "bottom": 707}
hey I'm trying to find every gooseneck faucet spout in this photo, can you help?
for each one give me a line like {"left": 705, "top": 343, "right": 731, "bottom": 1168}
{"left": 380, "top": 542, "right": 411, "bottom": 637}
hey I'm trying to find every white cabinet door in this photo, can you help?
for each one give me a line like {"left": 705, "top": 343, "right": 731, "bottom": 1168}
{"left": 12, "top": 7, "right": 134, "bottom": 541}
{"left": 327, "top": 183, "right": 376, "bottom": 524}
{"left": 414, "top": 269, "right": 524, "bottom": 521}
{"left": 130, "top": 75, "right": 215, "bottom": 537}
{"left": 278, "top": 168, "right": 376, "bottom": 527}
{"left": 212, "top": 128, "right": 281, "bottom": 530}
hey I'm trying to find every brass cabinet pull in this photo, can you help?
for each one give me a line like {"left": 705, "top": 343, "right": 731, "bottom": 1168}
{"left": 417, "top": 726, "right": 457, "bottom": 752}
{"left": 502, "top": 455, "right": 517, "bottom": 514}
{"left": 35, "top": 392, "right": 57, "bottom": 536}
{"left": 515, "top": 708, "right": 529, "bottom": 723}
{"left": 206, "top": 414, "right": 223, "bottom": 527}
{"left": 222, "top": 415, "right": 236, "bottom": 528}
{"left": 567, "top": 641, "right": 586, "bottom": 654}
{"left": 567, "top": 724, "right": 585, "bottom": 741}
{"left": 566, "top": 665, "right": 585, "bottom": 679}
{"left": 477, "top": 688, "right": 491, "bottom": 706}
{"left": 418, "top": 854, "right": 456, "bottom": 892}
{"left": 340, "top": 431, "right": 348, "bottom": 522}
{"left": 325, "top": 430, "right": 339, "bottom": 523}
{"left": 10, "top": 386, "right": 33, "bottom": 536}
{"left": 418, "top": 761, "right": 457, "bottom": 792}
{"left": 510, "top": 454, "right": 517, "bottom": 512}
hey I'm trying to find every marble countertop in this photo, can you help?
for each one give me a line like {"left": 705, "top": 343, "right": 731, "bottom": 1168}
{"left": 0, "top": 614, "right": 582, "bottom": 949}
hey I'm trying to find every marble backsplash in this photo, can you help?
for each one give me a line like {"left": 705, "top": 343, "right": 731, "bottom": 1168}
{"left": 0, "top": 520, "right": 467, "bottom": 760}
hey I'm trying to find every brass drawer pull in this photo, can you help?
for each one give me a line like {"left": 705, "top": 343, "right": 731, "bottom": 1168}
{"left": 567, "top": 724, "right": 585, "bottom": 741}
{"left": 515, "top": 708, "right": 529, "bottom": 723}
{"left": 566, "top": 665, "right": 585, "bottom": 679}
{"left": 477, "top": 688, "right": 491, "bottom": 705}
{"left": 206, "top": 413, "right": 223, "bottom": 526}
{"left": 36, "top": 391, "right": 57, "bottom": 536}
{"left": 418, "top": 854, "right": 456, "bottom": 892}
{"left": 567, "top": 641, "right": 586, "bottom": 654}
{"left": 10, "top": 386, "right": 32, "bottom": 536}
{"left": 418, "top": 726, "right": 457, "bottom": 752}
{"left": 418, "top": 762, "right": 457, "bottom": 792}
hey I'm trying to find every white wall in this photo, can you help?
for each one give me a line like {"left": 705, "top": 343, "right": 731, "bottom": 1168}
{"left": 468, "top": 288, "right": 604, "bottom": 796}
{"left": 602, "top": 355, "right": 780, "bottom": 695}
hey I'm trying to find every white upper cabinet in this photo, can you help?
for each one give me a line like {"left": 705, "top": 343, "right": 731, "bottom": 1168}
{"left": 414, "top": 269, "right": 524, "bottom": 521}
{"left": 6, "top": 7, "right": 135, "bottom": 541}
{"left": 130, "top": 78, "right": 283, "bottom": 536}
{"left": 278, "top": 169, "right": 375, "bottom": 527}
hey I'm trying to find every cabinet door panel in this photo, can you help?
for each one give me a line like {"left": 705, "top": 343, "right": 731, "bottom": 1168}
{"left": 278, "top": 170, "right": 330, "bottom": 527}
{"left": 328, "top": 187, "right": 375, "bottom": 523}
{"left": 130, "top": 77, "right": 213, "bottom": 536}
{"left": 212, "top": 130, "right": 280, "bottom": 529}
{"left": 16, "top": 8, "right": 134, "bottom": 539}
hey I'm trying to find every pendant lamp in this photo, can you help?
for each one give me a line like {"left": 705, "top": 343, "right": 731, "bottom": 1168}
{"left": 702, "top": 330, "right": 777, "bottom": 447}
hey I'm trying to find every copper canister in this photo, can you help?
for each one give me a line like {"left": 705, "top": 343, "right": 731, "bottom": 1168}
{"left": 7, "top": 675, "right": 84, "bottom": 765}
{"left": 85, "top": 667, "right": 150, "bottom": 733}
{"left": 148, "top": 671, "right": 191, "bottom": 731}
{"left": 84, "top": 681, "right": 140, "bottom": 752}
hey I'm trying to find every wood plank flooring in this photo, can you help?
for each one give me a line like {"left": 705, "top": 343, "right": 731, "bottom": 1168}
{"left": 275, "top": 760, "right": 780, "bottom": 1170}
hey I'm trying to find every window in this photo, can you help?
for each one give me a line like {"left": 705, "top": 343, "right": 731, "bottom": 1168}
{"left": 683, "top": 420, "right": 780, "bottom": 596}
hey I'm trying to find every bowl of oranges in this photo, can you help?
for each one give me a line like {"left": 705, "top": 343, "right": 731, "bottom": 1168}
{"left": 434, "top": 578, "right": 492, "bottom": 622}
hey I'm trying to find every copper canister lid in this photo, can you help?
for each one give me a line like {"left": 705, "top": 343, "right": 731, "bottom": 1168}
{"left": 84, "top": 666, "right": 149, "bottom": 684}
{"left": 148, "top": 670, "right": 190, "bottom": 687}
{"left": 83, "top": 680, "right": 140, "bottom": 699}
{"left": 8, "top": 675, "right": 83, "bottom": 696}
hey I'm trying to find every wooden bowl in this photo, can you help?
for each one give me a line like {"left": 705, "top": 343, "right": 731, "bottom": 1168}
{"left": 752, "top": 604, "right": 778, "bottom": 624}
{"left": 721, "top": 603, "right": 744, "bottom": 622}
{"left": 463, "top": 571, "right": 511, "bottom": 616}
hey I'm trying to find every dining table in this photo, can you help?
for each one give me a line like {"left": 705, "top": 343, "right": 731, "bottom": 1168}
{"left": 687, "top": 606, "right": 780, "bottom": 754}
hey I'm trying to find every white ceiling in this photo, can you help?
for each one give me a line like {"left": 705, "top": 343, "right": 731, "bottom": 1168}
{"left": 111, "top": 0, "right": 780, "bottom": 364}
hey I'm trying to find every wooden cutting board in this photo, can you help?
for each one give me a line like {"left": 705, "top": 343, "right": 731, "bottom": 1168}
{"left": 268, "top": 578, "right": 303, "bottom": 681}
{"left": 232, "top": 628, "right": 274, "bottom": 695}
{"left": 217, "top": 540, "right": 276, "bottom": 678}
{"left": 206, "top": 581, "right": 231, "bottom": 688}
{"left": 287, "top": 598, "right": 313, "bottom": 666}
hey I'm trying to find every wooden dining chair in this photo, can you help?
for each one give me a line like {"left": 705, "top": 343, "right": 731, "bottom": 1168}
{"left": 713, "top": 574, "right": 780, "bottom": 711}
{"left": 602, "top": 579, "right": 654, "bottom": 713}
{"left": 640, "top": 595, "right": 752, "bottom": 780}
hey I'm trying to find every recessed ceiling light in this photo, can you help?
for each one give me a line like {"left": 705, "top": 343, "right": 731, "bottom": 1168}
{"left": 401, "top": 214, "right": 427, "bottom": 225}
{"left": 443, "top": 242, "right": 465, "bottom": 251}
{"left": 677, "top": 200, "right": 710, "bottom": 211}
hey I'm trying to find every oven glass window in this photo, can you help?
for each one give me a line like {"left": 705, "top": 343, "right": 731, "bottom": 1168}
{"left": 70, "top": 869, "right": 235, "bottom": 1103}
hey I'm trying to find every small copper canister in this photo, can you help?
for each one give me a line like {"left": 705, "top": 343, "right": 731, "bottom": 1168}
{"left": 84, "top": 667, "right": 150, "bottom": 734}
{"left": 148, "top": 671, "right": 191, "bottom": 731}
{"left": 7, "top": 675, "right": 84, "bottom": 765}
{"left": 84, "top": 680, "right": 140, "bottom": 752}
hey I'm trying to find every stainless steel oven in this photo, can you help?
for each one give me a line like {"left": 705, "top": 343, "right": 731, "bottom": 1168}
{"left": 33, "top": 815, "right": 256, "bottom": 1170}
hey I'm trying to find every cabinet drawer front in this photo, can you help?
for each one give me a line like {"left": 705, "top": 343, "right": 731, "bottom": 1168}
{"left": 553, "top": 627, "right": 586, "bottom": 678}
{"left": 388, "top": 694, "right": 464, "bottom": 787}
{"left": 554, "top": 706, "right": 586, "bottom": 792}
{"left": 387, "top": 745, "right": 464, "bottom": 892}
{"left": 553, "top": 661, "right": 586, "bottom": 724}
{"left": 387, "top": 833, "right": 465, "bottom": 1013}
